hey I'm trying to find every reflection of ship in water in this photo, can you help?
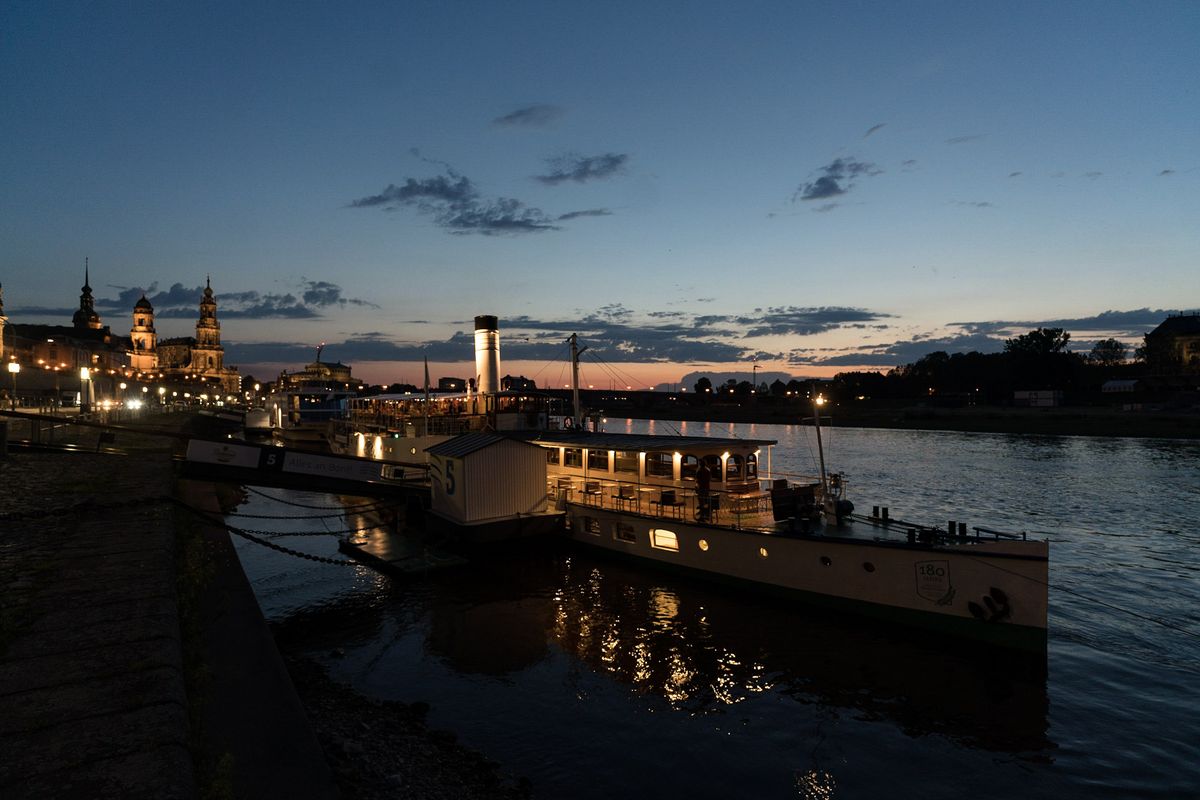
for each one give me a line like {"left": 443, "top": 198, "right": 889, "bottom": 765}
{"left": 423, "top": 547, "right": 1049, "bottom": 755}
{"left": 550, "top": 553, "right": 1048, "bottom": 754}
{"left": 255, "top": 498, "right": 1050, "bottom": 756}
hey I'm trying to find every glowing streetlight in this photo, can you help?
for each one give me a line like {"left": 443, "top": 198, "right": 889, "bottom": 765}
{"left": 7, "top": 362, "right": 19, "bottom": 410}
{"left": 79, "top": 367, "right": 91, "bottom": 414}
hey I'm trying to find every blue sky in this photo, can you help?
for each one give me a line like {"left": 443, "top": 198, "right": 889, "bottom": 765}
{"left": 2, "top": 1, "right": 1196, "bottom": 387}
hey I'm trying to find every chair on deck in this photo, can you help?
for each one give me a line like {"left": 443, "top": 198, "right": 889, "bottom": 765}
{"left": 652, "top": 489, "right": 685, "bottom": 519}
{"left": 582, "top": 480, "right": 603, "bottom": 506}
{"left": 612, "top": 483, "right": 637, "bottom": 510}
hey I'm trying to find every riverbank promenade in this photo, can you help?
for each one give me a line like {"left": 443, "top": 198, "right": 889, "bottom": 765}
{"left": 0, "top": 411, "right": 339, "bottom": 799}
{"left": 0, "top": 434, "right": 194, "bottom": 796}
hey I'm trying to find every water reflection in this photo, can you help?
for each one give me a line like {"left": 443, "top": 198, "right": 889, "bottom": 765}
{"left": 270, "top": 544, "right": 1051, "bottom": 758}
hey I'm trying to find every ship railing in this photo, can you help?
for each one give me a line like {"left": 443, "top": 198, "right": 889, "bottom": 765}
{"left": 551, "top": 477, "right": 780, "bottom": 529}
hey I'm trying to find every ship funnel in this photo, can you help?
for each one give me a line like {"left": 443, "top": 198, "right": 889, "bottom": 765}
{"left": 474, "top": 314, "right": 500, "bottom": 395}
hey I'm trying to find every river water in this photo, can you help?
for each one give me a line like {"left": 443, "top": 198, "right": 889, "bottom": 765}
{"left": 228, "top": 422, "right": 1200, "bottom": 799}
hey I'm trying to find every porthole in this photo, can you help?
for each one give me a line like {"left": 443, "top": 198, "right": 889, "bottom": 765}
{"left": 698, "top": 539, "right": 709, "bottom": 552}
{"left": 759, "top": 547, "right": 769, "bottom": 559}
{"left": 862, "top": 562, "right": 875, "bottom": 573}
{"left": 820, "top": 556, "right": 832, "bottom": 566}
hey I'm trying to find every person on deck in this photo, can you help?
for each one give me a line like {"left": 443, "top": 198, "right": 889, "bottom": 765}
{"left": 696, "top": 460, "right": 712, "bottom": 521}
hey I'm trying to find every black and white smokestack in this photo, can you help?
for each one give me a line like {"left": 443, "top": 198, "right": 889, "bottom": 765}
{"left": 474, "top": 314, "right": 500, "bottom": 395}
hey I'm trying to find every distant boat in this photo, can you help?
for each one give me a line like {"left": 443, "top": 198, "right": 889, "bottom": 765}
{"left": 267, "top": 349, "right": 359, "bottom": 445}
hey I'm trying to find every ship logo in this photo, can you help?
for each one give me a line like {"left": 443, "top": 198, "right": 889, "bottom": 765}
{"left": 915, "top": 560, "right": 955, "bottom": 605}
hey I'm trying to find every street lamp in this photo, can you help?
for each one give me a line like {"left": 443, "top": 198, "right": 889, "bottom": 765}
{"left": 79, "top": 367, "right": 91, "bottom": 415}
{"left": 157, "top": 386, "right": 166, "bottom": 408}
{"left": 7, "top": 362, "right": 19, "bottom": 410}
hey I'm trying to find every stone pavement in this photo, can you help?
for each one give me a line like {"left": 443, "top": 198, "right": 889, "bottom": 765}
{"left": 1, "top": 413, "right": 340, "bottom": 799}
{"left": 0, "top": 451, "right": 194, "bottom": 798}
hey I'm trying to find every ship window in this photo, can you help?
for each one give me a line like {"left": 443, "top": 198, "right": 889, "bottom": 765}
{"left": 564, "top": 448, "right": 583, "bottom": 468}
{"left": 650, "top": 529, "right": 679, "bottom": 552}
{"left": 646, "top": 452, "right": 673, "bottom": 477}
{"left": 583, "top": 516, "right": 601, "bottom": 535}
{"left": 746, "top": 453, "right": 758, "bottom": 478}
{"left": 680, "top": 454, "right": 699, "bottom": 480}
{"left": 587, "top": 449, "right": 609, "bottom": 470}
{"left": 698, "top": 539, "right": 709, "bottom": 552}
{"left": 614, "top": 450, "right": 638, "bottom": 474}
{"left": 759, "top": 547, "right": 769, "bottom": 558}
{"left": 614, "top": 523, "right": 637, "bottom": 543}
{"left": 726, "top": 454, "right": 744, "bottom": 480}
{"left": 545, "top": 448, "right": 560, "bottom": 465}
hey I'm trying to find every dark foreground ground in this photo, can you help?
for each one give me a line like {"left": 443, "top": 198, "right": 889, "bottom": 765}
{"left": 0, "top": 411, "right": 529, "bottom": 799}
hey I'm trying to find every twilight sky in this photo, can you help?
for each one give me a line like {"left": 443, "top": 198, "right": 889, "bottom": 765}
{"left": 2, "top": 1, "right": 1197, "bottom": 388}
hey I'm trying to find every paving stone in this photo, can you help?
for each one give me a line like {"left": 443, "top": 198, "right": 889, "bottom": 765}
{"left": 7, "top": 743, "right": 195, "bottom": 799}
{"left": 4, "top": 612, "right": 180, "bottom": 661}
{"left": 0, "top": 635, "right": 182, "bottom": 695}
{"left": 0, "top": 665, "right": 184, "bottom": 735}
{"left": 27, "top": 597, "right": 178, "bottom": 635}
{"left": 0, "top": 702, "right": 189, "bottom": 783}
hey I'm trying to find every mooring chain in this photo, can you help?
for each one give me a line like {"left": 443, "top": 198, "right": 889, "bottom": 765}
{"left": 223, "top": 524, "right": 360, "bottom": 566}
{"left": 222, "top": 508, "right": 391, "bottom": 521}
{"left": 243, "top": 485, "right": 387, "bottom": 512}
{"left": 236, "top": 524, "right": 389, "bottom": 538}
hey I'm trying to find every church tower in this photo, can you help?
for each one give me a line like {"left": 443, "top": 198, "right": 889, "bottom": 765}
{"left": 191, "top": 276, "right": 224, "bottom": 371}
{"left": 72, "top": 258, "right": 103, "bottom": 330}
{"left": 129, "top": 293, "right": 157, "bottom": 371}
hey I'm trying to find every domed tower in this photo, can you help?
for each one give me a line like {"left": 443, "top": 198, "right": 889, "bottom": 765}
{"left": 129, "top": 293, "right": 157, "bottom": 371}
{"left": 72, "top": 258, "right": 103, "bottom": 330}
{"left": 191, "top": 276, "right": 224, "bottom": 371}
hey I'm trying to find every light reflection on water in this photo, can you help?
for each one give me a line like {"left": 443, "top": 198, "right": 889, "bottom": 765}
{"left": 230, "top": 423, "right": 1200, "bottom": 799}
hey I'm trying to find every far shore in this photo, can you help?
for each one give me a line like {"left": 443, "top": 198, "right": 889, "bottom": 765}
{"left": 621, "top": 404, "right": 1200, "bottom": 440}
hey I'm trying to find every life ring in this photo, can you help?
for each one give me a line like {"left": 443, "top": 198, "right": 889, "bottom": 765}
{"left": 563, "top": 416, "right": 573, "bottom": 428}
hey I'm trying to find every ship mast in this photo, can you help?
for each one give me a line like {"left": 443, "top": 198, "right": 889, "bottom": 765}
{"left": 813, "top": 394, "right": 829, "bottom": 498}
{"left": 569, "top": 333, "right": 588, "bottom": 429}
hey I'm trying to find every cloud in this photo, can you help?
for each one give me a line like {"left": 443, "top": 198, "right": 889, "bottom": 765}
{"left": 953, "top": 201, "right": 994, "bottom": 208}
{"left": 814, "top": 202, "right": 840, "bottom": 213}
{"left": 1008, "top": 171, "right": 1022, "bottom": 178}
{"left": 692, "top": 306, "right": 892, "bottom": 338}
{"left": 864, "top": 123, "right": 886, "bottom": 138}
{"left": 1159, "top": 169, "right": 1175, "bottom": 176}
{"left": 493, "top": 104, "right": 563, "bottom": 127}
{"left": 349, "top": 168, "right": 560, "bottom": 235}
{"left": 77, "top": 279, "right": 377, "bottom": 320}
{"left": 950, "top": 308, "right": 1181, "bottom": 338}
{"left": 790, "top": 332, "right": 1005, "bottom": 367}
{"left": 945, "top": 134, "right": 987, "bottom": 145}
{"left": 536, "top": 153, "right": 629, "bottom": 185}
{"left": 1084, "top": 171, "right": 1103, "bottom": 179}
{"left": 794, "top": 157, "right": 882, "bottom": 202}
{"left": 556, "top": 208, "right": 612, "bottom": 221}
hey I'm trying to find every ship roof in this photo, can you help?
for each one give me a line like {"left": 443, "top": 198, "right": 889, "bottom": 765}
{"left": 524, "top": 430, "right": 776, "bottom": 451}
{"left": 426, "top": 431, "right": 542, "bottom": 457}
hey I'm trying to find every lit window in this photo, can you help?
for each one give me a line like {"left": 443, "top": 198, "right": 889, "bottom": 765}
{"left": 614, "top": 450, "right": 638, "bottom": 474}
{"left": 564, "top": 448, "right": 583, "bottom": 468}
{"left": 646, "top": 452, "right": 673, "bottom": 477}
{"left": 758, "top": 547, "right": 769, "bottom": 558}
{"left": 545, "top": 448, "right": 560, "bottom": 465}
{"left": 698, "top": 539, "right": 709, "bottom": 552}
{"left": 651, "top": 529, "right": 679, "bottom": 552}
{"left": 587, "top": 449, "right": 609, "bottom": 470}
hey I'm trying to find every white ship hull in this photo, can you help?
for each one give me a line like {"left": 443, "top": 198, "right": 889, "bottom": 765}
{"left": 562, "top": 501, "right": 1049, "bottom": 652}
